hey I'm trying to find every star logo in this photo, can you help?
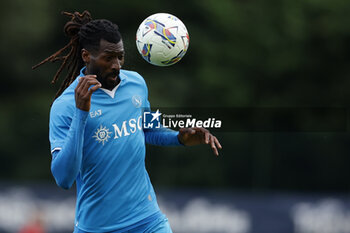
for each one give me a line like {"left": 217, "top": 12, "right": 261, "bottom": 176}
{"left": 150, "top": 109, "right": 162, "bottom": 122}
{"left": 93, "top": 125, "right": 112, "bottom": 145}
{"left": 143, "top": 109, "right": 162, "bottom": 129}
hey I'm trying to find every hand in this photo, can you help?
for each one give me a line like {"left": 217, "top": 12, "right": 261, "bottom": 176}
{"left": 178, "top": 127, "right": 222, "bottom": 156}
{"left": 75, "top": 75, "right": 101, "bottom": 111}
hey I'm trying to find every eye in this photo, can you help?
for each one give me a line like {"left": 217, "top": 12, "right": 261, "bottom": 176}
{"left": 105, "top": 56, "right": 114, "bottom": 62}
{"left": 118, "top": 54, "right": 124, "bottom": 60}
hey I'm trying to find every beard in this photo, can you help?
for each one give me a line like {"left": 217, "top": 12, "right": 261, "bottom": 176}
{"left": 90, "top": 66, "right": 120, "bottom": 90}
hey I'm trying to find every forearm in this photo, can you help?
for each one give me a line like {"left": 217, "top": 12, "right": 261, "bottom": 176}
{"left": 51, "top": 108, "right": 88, "bottom": 189}
{"left": 144, "top": 127, "right": 182, "bottom": 146}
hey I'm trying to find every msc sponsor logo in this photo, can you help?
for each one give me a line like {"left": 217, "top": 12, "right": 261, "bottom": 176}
{"left": 93, "top": 125, "right": 112, "bottom": 145}
{"left": 112, "top": 116, "right": 143, "bottom": 139}
{"left": 93, "top": 116, "right": 143, "bottom": 144}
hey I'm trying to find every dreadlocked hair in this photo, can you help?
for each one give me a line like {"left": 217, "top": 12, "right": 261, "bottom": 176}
{"left": 32, "top": 10, "right": 122, "bottom": 100}
{"left": 32, "top": 11, "right": 92, "bottom": 100}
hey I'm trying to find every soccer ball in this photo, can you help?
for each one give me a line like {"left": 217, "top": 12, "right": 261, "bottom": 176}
{"left": 136, "top": 13, "right": 190, "bottom": 66}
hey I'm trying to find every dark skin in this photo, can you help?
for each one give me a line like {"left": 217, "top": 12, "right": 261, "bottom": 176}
{"left": 76, "top": 39, "right": 222, "bottom": 155}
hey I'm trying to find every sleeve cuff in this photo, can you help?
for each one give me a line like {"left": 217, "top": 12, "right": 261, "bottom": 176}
{"left": 175, "top": 131, "right": 184, "bottom": 146}
{"left": 75, "top": 108, "right": 89, "bottom": 122}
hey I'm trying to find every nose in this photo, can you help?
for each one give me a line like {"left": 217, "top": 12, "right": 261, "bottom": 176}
{"left": 111, "top": 58, "right": 121, "bottom": 70}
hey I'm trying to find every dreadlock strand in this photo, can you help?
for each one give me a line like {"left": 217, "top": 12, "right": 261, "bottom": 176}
{"left": 31, "top": 40, "right": 73, "bottom": 70}
{"left": 50, "top": 37, "right": 77, "bottom": 84}
{"left": 51, "top": 56, "right": 67, "bottom": 63}
{"left": 52, "top": 41, "right": 80, "bottom": 99}
{"left": 66, "top": 43, "right": 78, "bottom": 71}
{"left": 66, "top": 37, "right": 81, "bottom": 79}
{"left": 54, "top": 75, "right": 71, "bottom": 99}
{"left": 54, "top": 71, "right": 75, "bottom": 99}
{"left": 66, "top": 50, "right": 79, "bottom": 82}
{"left": 62, "top": 11, "right": 91, "bottom": 23}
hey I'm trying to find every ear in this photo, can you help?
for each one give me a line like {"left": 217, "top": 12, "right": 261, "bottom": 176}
{"left": 81, "top": 48, "right": 90, "bottom": 64}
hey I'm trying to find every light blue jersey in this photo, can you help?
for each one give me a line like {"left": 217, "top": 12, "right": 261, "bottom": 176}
{"left": 49, "top": 67, "right": 180, "bottom": 232}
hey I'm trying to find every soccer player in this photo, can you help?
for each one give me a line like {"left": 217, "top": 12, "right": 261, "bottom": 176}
{"left": 33, "top": 11, "right": 222, "bottom": 233}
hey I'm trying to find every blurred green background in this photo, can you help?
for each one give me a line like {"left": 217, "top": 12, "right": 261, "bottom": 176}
{"left": 1, "top": 0, "right": 350, "bottom": 192}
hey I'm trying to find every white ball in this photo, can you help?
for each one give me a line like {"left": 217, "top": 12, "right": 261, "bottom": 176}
{"left": 136, "top": 13, "right": 190, "bottom": 66}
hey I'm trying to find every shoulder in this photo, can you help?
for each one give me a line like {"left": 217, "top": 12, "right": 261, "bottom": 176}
{"left": 120, "top": 69, "right": 147, "bottom": 88}
{"left": 50, "top": 84, "right": 76, "bottom": 119}
{"left": 52, "top": 78, "right": 79, "bottom": 110}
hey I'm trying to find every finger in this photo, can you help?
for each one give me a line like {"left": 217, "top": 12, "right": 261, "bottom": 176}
{"left": 78, "top": 76, "right": 90, "bottom": 91}
{"left": 79, "top": 75, "right": 97, "bottom": 83}
{"left": 214, "top": 137, "right": 222, "bottom": 149}
{"left": 86, "top": 79, "right": 101, "bottom": 90}
{"left": 192, "top": 127, "right": 209, "bottom": 143}
{"left": 89, "top": 82, "right": 102, "bottom": 92}
{"left": 84, "top": 75, "right": 97, "bottom": 79}
{"left": 75, "top": 76, "right": 87, "bottom": 92}
{"left": 81, "top": 80, "right": 93, "bottom": 97}
{"left": 82, "top": 79, "right": 100, "bottom": 96}
{"left": 75, "top": 77, "right": 89, "bottom": 96}
{"left": 192, "top": 127, "right": 206, "bottom": 132}
{"left": 79, "top": 75, "right": 97, "bottom": 90}
{"left": 204, "top": 131, "right": 210, "bottom": 144}
{"left": 180, "top": 128, "right": 196, "bottom": 135}
{"left": 189, "top": 127, "right": 198, "bottom": 134}
{"left": 195, "top": 127, "right": 210, "bottom": 135}
{"left": 210, "top": 136, "right": 219, "bottom": 156}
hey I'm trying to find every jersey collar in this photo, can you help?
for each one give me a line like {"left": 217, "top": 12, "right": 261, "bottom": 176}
{"left": 79, "top": 67, "right": 126, "bottom": 98}
{"left": 79, "top": 67, "right": 126, "bottom": 81}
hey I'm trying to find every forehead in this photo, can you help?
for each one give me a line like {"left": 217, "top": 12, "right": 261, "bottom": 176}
{"left": 98, "top": 39, "right": 124, "bottom": 54}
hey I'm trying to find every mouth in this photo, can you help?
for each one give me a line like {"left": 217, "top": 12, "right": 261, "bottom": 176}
{"left": 107, "top": 72, "right": 119, "bottom": 80}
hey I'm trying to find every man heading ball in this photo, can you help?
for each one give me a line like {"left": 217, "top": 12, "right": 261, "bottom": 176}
{"left": 33, "top": 11, "right": 222, "bottom": 233}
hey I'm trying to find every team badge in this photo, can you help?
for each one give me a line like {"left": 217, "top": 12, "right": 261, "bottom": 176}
{"left": 132, "top": 95, "right": 142, "bottom": 108}
{"left": 93, "top": 125, "right": 112, "bottom": 145}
